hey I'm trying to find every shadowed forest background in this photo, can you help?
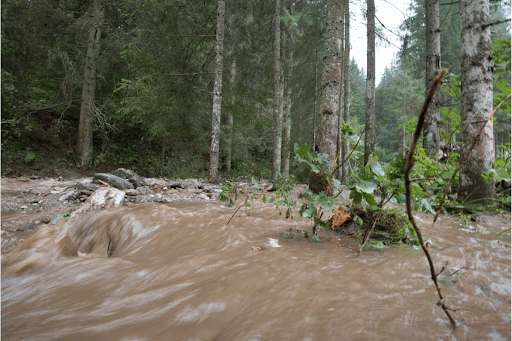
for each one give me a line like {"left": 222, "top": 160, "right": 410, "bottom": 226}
{"left": 1, "top": 0, "right": 510, "bottom": 183}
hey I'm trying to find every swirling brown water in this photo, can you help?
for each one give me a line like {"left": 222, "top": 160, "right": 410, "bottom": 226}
{"left": 2, "top": 190, "right": 511, "bottom": 340}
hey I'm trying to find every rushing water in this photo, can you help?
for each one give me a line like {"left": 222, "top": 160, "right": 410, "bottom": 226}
{"left": 1, "top": 181, "right": 511, "bottom": 340}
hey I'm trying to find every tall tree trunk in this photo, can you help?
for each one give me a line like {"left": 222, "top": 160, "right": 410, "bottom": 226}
{"left": 313, "top": 45, "right": 319, "bottom": 150}
{"left": 209, "top": 0, "right": 226, "bottom": 179}
{"left": 77, "top": 0, "right": 104, "bottom": 169}
{"left": 336, "top": 1, "right": 345, "bottom": 179}
{"left": 317, "top": 0, "right": 343, "bottom": 173}
{"left": 282, "top": 4, "right": 294, "bottom": 178}
{"left": 341, "top": 0, "right": 351, "bottom": 182}
{"left": 364, "top": 0, "right": 376, "bottom": 165}
{"left": 458, "top": 0, "right": 495, "bottom": 203}
{"left": 272, "top": 0, "right": 282, "bottom": 180}
{"left": 226, "top": 53, "right": 236, "bottom": 176}
{"left": 423, "top": 0, "right": 442, "bottom": 157}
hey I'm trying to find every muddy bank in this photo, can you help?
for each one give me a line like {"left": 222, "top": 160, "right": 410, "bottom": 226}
{"left": 1, "top": 177, "right": 511, "bottom": 340}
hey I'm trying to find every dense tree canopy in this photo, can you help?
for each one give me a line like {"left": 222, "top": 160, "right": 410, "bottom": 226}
{"left": 2, "top": 0, "right": 510, "bottom": 184}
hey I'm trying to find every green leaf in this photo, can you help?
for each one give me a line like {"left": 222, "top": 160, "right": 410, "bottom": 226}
{"left": 353, "top": 192, "right": 362, "bottom": 205}
{"left": 299, "top": 143, "right": 309, "bottom": 157}
{"left": 365, "top": 154, "right": 378, "bottom": 167}
{"left": 356, "top": 180, "right": 378, "bottom": 194}
{"left": 371, "top": 162, "right": 385, "bottom": 177}
{"left": 362, "top": 192, "right": 378, "bottom": 206}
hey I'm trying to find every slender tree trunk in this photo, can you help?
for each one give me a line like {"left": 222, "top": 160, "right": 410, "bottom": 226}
{"left": 317, "top": 0, "right": 344, "bottom": 173}
{"left": 77, "top": 0, "right": 104, "bottom": 169}
{"left": 423, "top": 0, "right": 442, "bottom": 157}
{"left": 341, "top": 0, "right": 351, "bottom": 182}
{"left": 282, "top": 4, "right": 294, "bottom": 178}
{"left": 364, "top": 0, "right": 376, "bottom": 165}
{"left": 272, "top": 0, "right": 282, "bottom": 180}
{"left": 209, "top": 0, "right": 226, "bottom": 179}
{"left": 336, "top": 1, "right": 345, "bottom": 179}
{"left": 226, "top": 54, "right": 236, "bottom": 176}
{"left": 458, "top": 0, "right": 495, "bottom": 203}
{"left": 313, "top": 45, "right": 319, "bottom": 150}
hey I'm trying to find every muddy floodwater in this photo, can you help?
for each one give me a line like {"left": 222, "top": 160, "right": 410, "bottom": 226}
{"left": 2, "top": 178, "right": 511, "bottom": 340}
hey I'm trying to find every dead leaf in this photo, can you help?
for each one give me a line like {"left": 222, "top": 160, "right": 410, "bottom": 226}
{"left": 331, "top": 206, "right": 351, "bottom": 230}
{"left": 252, "top": 246, "right": 262, "bottom": 251}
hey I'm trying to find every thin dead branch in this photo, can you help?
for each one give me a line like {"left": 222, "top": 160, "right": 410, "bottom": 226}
{"left": 404, "top": 69, "right": 459, "bottom": 327}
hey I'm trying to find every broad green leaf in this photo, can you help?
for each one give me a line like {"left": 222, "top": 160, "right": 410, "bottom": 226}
{"left": 371, "top": 162, "right": 385, "bottom": 177}
{"left": 299, "top": 143, "right": 309, "bottom": 157}
{"left": 356, "top": 180, "right": 378, "bottom": 194}
{"left": 353, "top": 192, "right": 362, "bottom": 205}
{"left": 362, "top": 192, "right": 378, "bottom": 206}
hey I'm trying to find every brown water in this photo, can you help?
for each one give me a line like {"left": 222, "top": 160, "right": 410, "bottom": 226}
{"left": 2, "top": 182, "right": 511, "bottom": 340}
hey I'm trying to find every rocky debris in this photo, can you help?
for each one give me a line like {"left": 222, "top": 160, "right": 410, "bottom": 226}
{"left": 69, "top": 187, "right": 125, "bottom": 218}
{"left": 134, "top": 196, "right": 168, "bottom": 204}
{"left": 93, "top": 173, "right": 134, "bottom": 190}
{"left": 185, "top": 179, "right": 204, "bottom": 190}
{"left": 112, "top": 168, "right": 147, "bottom": 188}
{"left": 125, "top": 189, "right": 140, "bottom": 196}
{"left": 166, "top": 181, "right": 184, "bottom": 189}
{"left": 136, "top": 187, "right": 155, "bottom": 195}
{"left": 59, "top": 188, "right": 81, "bottom": 201}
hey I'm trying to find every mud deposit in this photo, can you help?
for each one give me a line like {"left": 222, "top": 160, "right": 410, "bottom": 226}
{"left": 2, "top": 178, "right": 511, "bottom": 340}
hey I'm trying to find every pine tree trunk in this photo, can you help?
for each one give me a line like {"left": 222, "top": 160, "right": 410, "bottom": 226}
{"left": 282, "top": 4, "right": 294, "bottom": 178}
{"left": 364, "top": 0, "right": 376, "bottom": 166}
{"left": 423, "top": 0, "right": 442, "bottom": 157}
{"left": 226, "top": 54, "right": 236, "bottom": 176}
{"left": 313, "top": 45, "right": 319, "bottom": 150}
{"left": 77, "top": 0, "right": 104, "bottom": 169}
{"left": 336, "top": 1, "right": 345, "bottom": 179}
{"left": 272, "top": 0, "right": 282, "bottom": 180}
{"left": 341, "top": 0, "right": 351, "bottom": 182}
{"left": 317, "top": 0, "right": 343, "bottom": 173}
{"left": 209, "top": 0, "right": 226, "bottom": 179}
{"left": 458, "top": 0, "right": 495, "bottom": 203}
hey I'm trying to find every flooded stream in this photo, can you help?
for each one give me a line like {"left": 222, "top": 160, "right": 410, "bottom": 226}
{"left": 2, "top": 179, "right": 511, "bottom": 340}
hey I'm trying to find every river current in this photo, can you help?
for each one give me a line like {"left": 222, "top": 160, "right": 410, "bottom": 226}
{"left": 1, "top": 180, "right": 510, "bottom": 340}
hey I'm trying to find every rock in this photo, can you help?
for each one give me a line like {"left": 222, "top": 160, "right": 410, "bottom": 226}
{"left": 124, "top": 189, "right": 140, "bottom": 196}
{"left": 93, "top": 173, "right": 134, "bottom": 190}
{"left": 79, "top": 189, "right": 93, "bottom": 196}
{"left": 135, "top": 196, "right": 167, "bottom": 204}
{"left": 112, "top": 168, "right": 147, "bottom": 188}
{"left": 69, "top": 187, "right": 125, "bottom": 218}
{"left": 166, "top": 181, "right": 183, "bottom": 189}
{"left": 185, "top": 179, "right": 204, "bottom": 190}
{"left": 136, "top": 187, "right": 155, "bottom": 195}
{"left": 198, "top": 193, "right": 209, "bottom": 200}
{"left": 59, "top": 188, "right": 80, "bottom": 201}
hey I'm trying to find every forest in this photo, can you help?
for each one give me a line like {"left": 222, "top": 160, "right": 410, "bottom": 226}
{"left": 1, "top": 0, "right": 511, "bottom": 206}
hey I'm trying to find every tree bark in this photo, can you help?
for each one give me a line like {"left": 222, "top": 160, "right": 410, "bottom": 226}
{"left": 364, "top": 0, "right": 376, "bottom": 166}
{"left": 209, "top": 0, "right": 226, "bottom": 179}
{"left": 226, "top": 53, "right": 236, "bottom": 176}
{"left": 282, "top": 4, "right": 294, "bottom": 178}
{"left": 341, "top": 0, "right": 351, "bottom": 182}
{"left": 458, "top": 0, "right": 495, "bottom": 203}
{"left": 336, "top": 1, "right": 345, "bottom": 179}
{"left": 317, "top": 0, "right": 343, "bottom": 173}
{"left": 423, "top": 0, "right": 442, "bottom": 157}
{"left": 77, "top": 0, "right": 104, "bottom": 169}
{"left": 272, "top": 0, "right": 282, "bottom": 180}
{"left": 313, "top": 45, "right": 319, "bottom": 150}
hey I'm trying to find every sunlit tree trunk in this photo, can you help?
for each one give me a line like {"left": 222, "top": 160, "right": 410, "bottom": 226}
{"left": 423, "top": 0, "right": 442, "bottom": 157}
{"left": 458, "top": 0, "right": 495, "bottom": 203}
{"left": 317, "top": 0, "right": 343, "bottom": 173}
{"left": 77, "top": 0, "right": 104, "bottom": 169}
{"left": 209, "top": 0, "right": 226, "bottom": 179}
{"left": 272, "top": 0, "right": 282, "bottom": 180}
{"left": 364, "top": 0, "right": 375, "bottom": 165}
{"left": 341, "top": 0, "right": 351, "bottom": 182}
